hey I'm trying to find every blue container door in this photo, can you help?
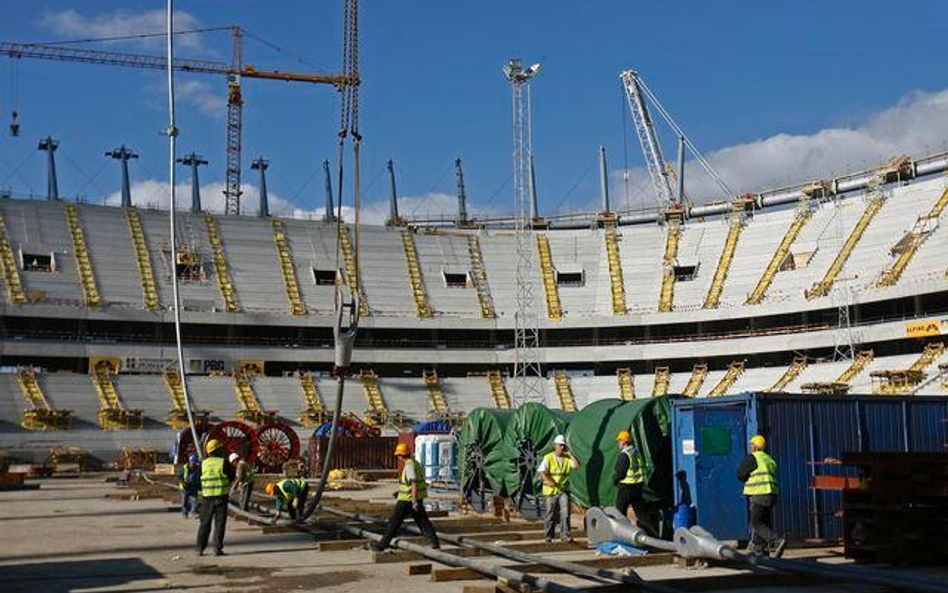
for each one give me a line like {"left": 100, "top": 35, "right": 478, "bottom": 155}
{"left": 694, "top": 403, "right": 748, "bottom": 540}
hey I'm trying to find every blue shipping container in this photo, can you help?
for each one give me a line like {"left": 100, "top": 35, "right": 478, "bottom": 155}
{"left": 671, "top": 393, "right": 948, "bottom": 542}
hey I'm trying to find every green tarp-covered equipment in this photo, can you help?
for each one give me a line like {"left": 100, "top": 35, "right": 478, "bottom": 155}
{"left": 565, "top": 397, "right": 673, "bottom": 509}
{"left": 499, "top": 402, "right": 572, "bottom": 517}
{"left": 458, "top": 408, "right": 513, "bottom": 511}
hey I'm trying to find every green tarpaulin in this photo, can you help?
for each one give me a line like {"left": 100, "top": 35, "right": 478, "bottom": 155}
{"left": 458, "top": 408, "right": 513, "bottom": 496}
{"left": 500, "top": 402, "right": 572, "bottom": 500}
{"left": 565, "top": 397, "right": 673, "bottom": 508}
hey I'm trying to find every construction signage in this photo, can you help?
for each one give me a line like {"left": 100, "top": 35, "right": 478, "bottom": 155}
{"left": 904, "top": 318, "right": 947, "bottom": 338}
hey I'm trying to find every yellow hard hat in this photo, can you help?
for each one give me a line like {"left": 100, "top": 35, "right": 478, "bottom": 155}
{"left": 205, "top": 439, "right": 223, "bottom": 455}
{"left": 616, "top": 430, "right": 632, "bottom": 442}
{"left": 265, "top": 482, "right": 276, "bottom": 496}
{"left": 394, "top": 443, "right": 411, "bottom": 457}
{"left": 750, "top": 435, "right": 767, "bottom": 449}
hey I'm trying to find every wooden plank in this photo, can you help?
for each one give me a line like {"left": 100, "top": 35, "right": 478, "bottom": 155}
{"left": 318, "top": 539, "right": 367, "bottom": 551}
{"left": 373, "top": 540, "right": 588, "bottom": 564}
{"left": 461, "top": 587, "right": 496, "bottom": 593}
{"left": 430, "top": 553, "right": 674, "bottom": 582}
{"left": 406, "top": 563, "right": 432, "bottom": 575}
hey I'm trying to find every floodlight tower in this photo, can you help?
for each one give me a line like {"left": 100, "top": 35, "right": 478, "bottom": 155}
{"left": 504, "top": 58, "right": 544, "bottom": 406}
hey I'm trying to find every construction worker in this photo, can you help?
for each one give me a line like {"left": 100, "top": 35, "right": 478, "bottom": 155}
{"left": 266, "top": 477, "right": 309, "bottom": 523}
{"left": 537, "top": 434, "right": 581, "bottom": 543}
{"left": 737, "top": 435, "right": 786, "bottom": 558}
{"left": 373, "top": 443, "right": 440, "bottom": 551}
{"left": 229, "top": 452, "right": 255, "bottom": 511}
{"left": 178, "top": 454, "right": 201, "bottom": 519}
{"left": 196, "top": 439, "right": 235, "bottom": 556}
{"left": 613, "top": 430, "right": 658, "bottom": 536}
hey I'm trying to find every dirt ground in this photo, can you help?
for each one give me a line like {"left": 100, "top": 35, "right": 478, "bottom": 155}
{"left": 0, "top": 476, "right": 944, "bottom": 593}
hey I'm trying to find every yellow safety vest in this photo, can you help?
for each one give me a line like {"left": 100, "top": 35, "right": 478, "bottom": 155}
{"left": 277, "top": 478, "right": 306, "bottom": 499}
{"left": 743, "top": 451, "right": 779, "bottom": 496}
{"left": 201, "top": 456, "right": 230, "bottom": 497}
{"left": 619, "top": 448, "right": 645, "bottom": 485}
{"left": 397, "top": 459, "right": 427, "bottom": 502}
{"left": 541, "top": 452, "right": 572, "bottom": 497}
{"left": 179, "top": 465, "right": 194, "bottom": 490}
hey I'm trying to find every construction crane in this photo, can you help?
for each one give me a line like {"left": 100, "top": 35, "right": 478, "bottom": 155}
{"left": 620, "top": 69, "right": 732, "bottom": 212}
{"left": 1, "top": 24, "right": 357, "bottom": 215}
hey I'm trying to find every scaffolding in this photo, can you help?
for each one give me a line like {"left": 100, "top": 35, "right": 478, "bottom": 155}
{"left": 401, "top": 228, "right": 432, "bottom": 318}
{"left": 617, "top": 368, "right": 635, "bottom": 401}
{"left": 272, "top": 219, "right": 307, "bottom": 315}
{"left": 553, "top": 371, "right": 577, "bottom": 412}
{"left": 125, "top": 208, "right": 160, "bottom": 311}
{"left": 63, "top": 204, "right": 102, "bottom": 307}
{"left": 871, "top": 342, "right": 945, "bottom": 395}
{"left": 16, "top": 368, "right": 72, "bottom": 430}
{"left": 487, "top": 370, "right": 511, "bottom": 409}
{"left": 204, "top": 214, "right": 239, "bottom": 312}
{"left": 0, "top": 214, "right": 28, "bottom": 305}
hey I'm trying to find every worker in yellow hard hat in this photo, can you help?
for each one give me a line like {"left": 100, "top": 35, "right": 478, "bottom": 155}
{"left": 737, "top": 435, "right": 786, "bottom": 558}
{"left": 613, "top": 429, "right": 657, "bottom": 536}
{"left": 373, "top": 442, "right": 440, "bottom": 551}
{"left": 196, "top": 438, "right": 236, "bottom": 557}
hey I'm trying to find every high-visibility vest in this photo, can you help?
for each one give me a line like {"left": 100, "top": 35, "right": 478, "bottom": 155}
{"left": 239, "top": 462, "right": 255, "bottom": 485}
{"left": 179, "top": 465, "right": 194, "bottom": 490}
{"left": 277, "top": 478, "right": 306, "bottom": 499}
{"left": 397, "top": 459, "right": 427, "bottom": 502}
{"left": 200, "top": 456, "right": 230, "bottom": 497}
{"left": 619, "top": 448, "right": 645, "bottom": 485}
{"left": 743, "top": 451, "right": 779, "bottom": 496}
{"left": 541, "top": 452, "right": 572, "bottom": 497}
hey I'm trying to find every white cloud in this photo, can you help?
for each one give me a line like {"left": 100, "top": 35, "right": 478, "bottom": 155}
{"left": 39, "top": 9, "right": 206, "bottom": 52}
{"left": 614, "top": 87, "right": 948, "bottom": 208}
{"left": 175, "top": 80, "right": 226, "bottom": 119}
{"left": 109, "top": 181, "right": 475, "bottom": 226}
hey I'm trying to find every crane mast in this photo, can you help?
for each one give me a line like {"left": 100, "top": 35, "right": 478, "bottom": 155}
{"left": 620, "top": 70, "right": 676, "bottom": 211}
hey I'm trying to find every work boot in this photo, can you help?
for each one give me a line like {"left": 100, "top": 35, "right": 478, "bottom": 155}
{"left": 746, "top": 542, "right": 764, "bottom": 556}
{"left": 196, "top": 548, "right": 205, "bottom": 557}
{"left": 213, "top": 549, "right": 226, "bottom": 557}
{"left": 770, "top": 538, "right": 787, "bottom": 559}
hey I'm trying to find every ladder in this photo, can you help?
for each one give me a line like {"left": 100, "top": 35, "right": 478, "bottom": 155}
{"left": 204, "top": 214, "right": 239, "bottom": 312}
{"left": 536, "top": 235, "right": 562, "bottom": 320}
{"left": 604, "top": 227, "right": 627, "bottom": 314}
{"left": 467, "top": 235, "right": 496, "bottom": 318}
{"left": 652, "top": 367, "right": 671, "bottom": 396}
{"left": 708, "top": 361, "right": 746, "bottom": 398}
{"left": 361, "top": 369, "right": 388, "bottom": 415}
{"left": 487, "top": 370, "right": 511, "bottom": 409}
{"left": 0, "top": 214, "right": 27, "bottom": 304}
{"left": 553, "top": 371, "right": 577, "bottom": 412}
{"left": 338, "top": 225, "right": 370, "bottom": 316}
{"left": 401, "top": 229, "right": 433, "bottom": 318}
{"left": 658, "top": 220, "right": 680, "bottom": 312}
{"left": 808, "top": 194, "right": 886, "bottom": 299}
{"left": 617, "top": 368, "right": 635, "bottom": 401}
{"left": 234, "top": 372, "right": 272, "bottom": 425}
{"left": 63, "top": 204, "right": 102, "bottom": 307}
{"left": 92, "top": 365, "right": 143, "bottom": 430}
{"left": 877, "top": 187, "right": 948, "bottom": 287}
{"left": 767, "top": 356, "right": 807, "bottom": 392}
{"left": 424, "top": 370, "right": 449, "bottom": 415}
{"left": 272, "top": 219, "right": 307, "bottom": 315}
{"left": 837, "top": 350, "right": 874, "bottom": 384}
{"left": 746, "top": 206, "right": 812, "bottom": 305}
{"left": 703, "top": 211, "right": 744, "bottom": 309}
{"left": 682, "top": 364, "right": 708, "bottom": 397}
{"left": 298, "top": 373, "right": 325, "bottom": 427}
{"left": 16, "top": 368, "right": 72, "bottom": 430}
{"left": 125, "top": 208, "right": 160, "bottom": 311}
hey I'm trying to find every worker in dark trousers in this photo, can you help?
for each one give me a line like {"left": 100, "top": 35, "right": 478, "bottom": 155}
{"left": 612, "top": 430, "right": 658, "bottom": 537}
{"left": 373, "top": 443, "right": 440, "bottom": 551}
{"left": 229, "top": 453, "right": 255, "bottom": 511}
{"left": 196, "top": 439, "right": 235, "bottom": 556}
{"left": 266, "top": 477, "right": 309, "bottom": 523}
{"left": 178, "top": 454, "right": 201, "bottom": 519}
{"left": 737, "top": 435, "right": 786, "bottom": 558}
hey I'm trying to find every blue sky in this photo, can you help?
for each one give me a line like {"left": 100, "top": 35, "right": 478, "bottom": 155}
{"left": 2, "top": 1, "right": 948, "bottom": 221}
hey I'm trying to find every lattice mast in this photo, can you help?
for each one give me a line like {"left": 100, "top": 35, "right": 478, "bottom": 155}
{"left": 504, "top": 59, "right": 544, "bottom": 406}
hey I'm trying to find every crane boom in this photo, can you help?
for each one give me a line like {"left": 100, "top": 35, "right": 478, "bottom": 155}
{"left": 0, "top": 42, "right": 354, "bottom": 86}
{"left": 620, "top": 70, "right": 676, "bottom": 210}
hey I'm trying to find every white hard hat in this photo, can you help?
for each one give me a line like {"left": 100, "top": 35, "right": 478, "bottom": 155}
{"left": 553, "top": 434, "right": 567, "bottom": 446}
{"left": 228, "top": 453, "right": 239, "bottom": 463}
